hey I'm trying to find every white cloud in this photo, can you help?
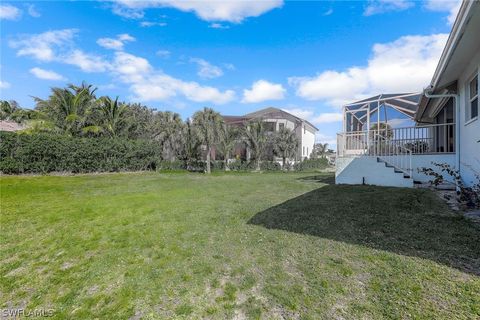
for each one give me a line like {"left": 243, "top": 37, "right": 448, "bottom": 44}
{"left": 315, "top": 132, "right": 337, "bottom": 145}
{"left": 190, "top": 58, "right": 223, "bottom": 79}
{"left": 30, "top": 67, "right": 66, "bottom": 81}
{"left": 323, "top": 8, "right": 333, "bottom": 16}
{"left": 209, "top": 23, "right": 230, "bottom": 29}
{"left": 64, "top": 50, "right": 110, "bottom": 73}
{"left": 242, "top": 80, "right": 286, "bottom": 103}
{"left": 424, "top": 0, "right": 461, "bottom": 25}
{"left": 364, "top": 0, "right": 414, "bottom": 16}
{"left": 97, "top": 33, "right": 135, "bottom": 50}
{"left": 282, "top": 108, "right": 314, "bottom": 121}
{"left": 112, "top": 0, "right": 283, "bottom": 23}
{"left": 11, "top": 29, "right": 235, "bottom": 105}
{"left": 312, "top": 113, "right": 343, "bottom": 124}
{"left": 27, "top": 4, "right": 41, "bottom": 18}
{"left": 156, "top": 50, "right": 171, "bottom": 58}
{"left": 140, "top": 21, "right": 167, "bottom": 27}
{"left": 0, "top": 80, "right": 11, "bottom": 89}
{"left": 0, "top": 4, "right": 21, "bottom": 20}
{"left": 9, "top": 29, "right": 78, "bottom": 61}
{"left": 289, "top": 33, "right": 448, "bottom": 107}
{"left": 111, "top": 52, "right": 235, "bottom": 104}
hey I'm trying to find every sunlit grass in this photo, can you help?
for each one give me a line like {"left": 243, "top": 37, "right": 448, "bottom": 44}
{"left": 1, "top": 172, "right": 479, "bottom": 319}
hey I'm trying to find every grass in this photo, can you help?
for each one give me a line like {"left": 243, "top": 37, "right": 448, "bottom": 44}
{"left": 1, "top": 171, "right": 479, "bottom": 319}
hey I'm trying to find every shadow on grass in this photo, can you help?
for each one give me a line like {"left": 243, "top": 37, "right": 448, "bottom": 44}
{"left": 249, "top": 178, "right": 480, "bottom": 276}
{"left": 297, "top": 174, "right": 336, "bottom": 185}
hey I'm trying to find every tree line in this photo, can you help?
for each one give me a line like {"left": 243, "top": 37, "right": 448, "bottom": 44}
{"left": 1, "top": 82, "right": 330, "bottom": 173}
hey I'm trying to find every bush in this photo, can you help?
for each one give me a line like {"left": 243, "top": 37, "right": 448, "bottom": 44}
{"left": 260, "top": 161, "right": 282, "bottom": 171}
{"left": 228, "top": 159, "right": 255, "bottom": 171}
{"left": 0, "top": 132, "right": 162, "bottom": 174}
{"left": 294, "top": 158, "right": 329, "bottom": 171}
{"left": 157, "top": 160, "right": 187, "bottom": 171}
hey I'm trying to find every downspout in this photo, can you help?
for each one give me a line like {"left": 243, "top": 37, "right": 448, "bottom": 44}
{"left": 423, "top": 88, "right": 460, "bottom": 191}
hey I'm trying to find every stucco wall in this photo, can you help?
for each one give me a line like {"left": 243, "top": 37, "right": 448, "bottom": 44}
{"left": 336, "top": 156, "right": 413, "bottom": 188}
{"left": 301, "top": 126, "right": 316, "bottom": 159}
{"left": 380, "top": 154, "right": 456, "bottom": 183}
{"left": 457, "top": 49, "right": 480, "bottom": 186}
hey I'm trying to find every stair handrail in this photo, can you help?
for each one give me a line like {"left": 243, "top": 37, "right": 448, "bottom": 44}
{"left": 370, "top": 131, "right": 413, "bottom": 177}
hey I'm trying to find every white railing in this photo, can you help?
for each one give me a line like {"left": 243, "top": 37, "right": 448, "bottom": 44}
{"left": 337, "top": 131, "right": 368, "bottom": 157}
{"left": 389, "top": 123, "right": 455, "bottom": 154}
{"left": 369, "top": 133, "right": 412, "bottom": 177}
{"left": 337, "top": 123, "right": 455, "bottom": 156}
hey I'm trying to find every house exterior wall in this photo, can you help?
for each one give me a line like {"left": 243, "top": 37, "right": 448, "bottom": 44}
{"left": 457, "top": 49, "right": 480, "bottom": 186}
{"left": 300, "top": 125, "right": 316, "bottom": 160}
{"left": 336, "top": 156, "right": 413, "bottom": 188}
{"left": 381, "top": 154, "right": 456, "bottom": 183}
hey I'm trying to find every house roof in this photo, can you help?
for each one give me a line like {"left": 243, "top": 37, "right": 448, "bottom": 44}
{"left": 0, "top": 120, "right": 26, "bottom": 132}
{"left": 416, "top": 0, "right": 480, "bottom": 122}
{"left": 222, "top": 107, "right": 318, "bottom": 132}
{"left": 344, "top": 93, "right": 422, "bottom": 124}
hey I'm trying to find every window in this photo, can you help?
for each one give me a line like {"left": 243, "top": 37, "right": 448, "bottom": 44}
{"left": 264, "top": 122, "right": 275, "bottom": 132}
{"left": 468, "top": 74, "right": 478, "bottom": 121}
{"left": 303, "top": 146, "right": 305, "bottom": 155}
{"left": 306, "top": 147, "right": 309, "bottom": 155}
{"left": 279, "top": 123, "right": 285, "bottom": 130}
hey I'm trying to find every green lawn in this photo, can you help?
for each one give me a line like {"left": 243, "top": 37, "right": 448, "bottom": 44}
{"left": 1, "top": 172, "right": 479, "bottom": 319}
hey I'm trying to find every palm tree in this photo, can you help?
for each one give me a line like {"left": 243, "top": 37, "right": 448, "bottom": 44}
{"left": 152, "top": 111, "right": 185, "bottom": 161}
{"left": 273, "top": 127, "right": 299, "bottom": 169}
{"left": 370, "top": 122, "right": 393, "bottom": 139}
{"left": 183, "top": 118, "right": 201, "bottom": 168}
{"left": 0, "top": 100, "right": 18, "bottom": 120}
{"left": 192, "top": 107, "right": 224, "bottom": 174}
{"left": 313, "top": 142, "right": 329, "bottom": 158}
{"left": 34, "top": 83, "right": 97, "bottom": 135}
{"left": 218, "top": 124, "right": 238, "bottom": 171}
{"left": 242, "top": 119, "right": 268, "bottom": 171}
{"left": 97, "top": 96, "right": 127, "bottom": 137}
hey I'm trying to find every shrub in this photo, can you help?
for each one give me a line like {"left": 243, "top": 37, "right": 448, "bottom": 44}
{"left": 157, "top": 160, "right": 187, "bottom": 171}
{"left": 419, "top": 162, "right": 480, "bottom": 209}
{"left": 0, "top": 132, "right": 162, "bottom": 174}
{"left": 293, "top": 158, "right": 329, "bottom": 171}
{"left": 260, "top": 161, "right": 281, "bottom": 171}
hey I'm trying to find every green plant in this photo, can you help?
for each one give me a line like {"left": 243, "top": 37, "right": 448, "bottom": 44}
{"left": 0, "top": 132, "right": 162, "bottom": 174}
{"left": 419, "top": 162, "right": 480, "bottom": 209}
{"left": 192, "top": 107, "right": 224, "bottom": 174}
{"left": 272, "top": 127, "right": 298, "bottom": 169}
{"left": 293, "top": 158, "right": 329, "bottom": 171}
{"left": 242, "top": 119, "right": 268, "bottom": 171}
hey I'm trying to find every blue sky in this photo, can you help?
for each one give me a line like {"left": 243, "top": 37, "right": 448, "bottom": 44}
{"left": 0, "top": 0, "right": 459, "bottom": 145}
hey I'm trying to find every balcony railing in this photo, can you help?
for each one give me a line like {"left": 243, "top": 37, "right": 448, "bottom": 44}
{"left": 337, "top": 123, "right": 455, "bottom": 157}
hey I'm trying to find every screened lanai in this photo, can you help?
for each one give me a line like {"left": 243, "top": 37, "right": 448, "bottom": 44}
{"left": 342, "top": 93, "right": 421, "bottom": 132}
{"left": 338, "top": 92, "right": 455, "bottom": 156}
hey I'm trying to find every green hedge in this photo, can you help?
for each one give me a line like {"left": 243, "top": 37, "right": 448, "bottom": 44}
{"left": 0, "top": 132, "right": 162, "bottom": 174}
{"left": 293, "top": 158, "right": 329, "bottom": 171}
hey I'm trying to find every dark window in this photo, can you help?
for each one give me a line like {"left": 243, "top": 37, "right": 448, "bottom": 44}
{"left": 469, "top": 74, "right": 478, "bottom": 120}
{"left": 279, "top": 123, "right": 285, "bottom": 130}
{"left": 264, "top": 122, "right": 275, "bottom": 132}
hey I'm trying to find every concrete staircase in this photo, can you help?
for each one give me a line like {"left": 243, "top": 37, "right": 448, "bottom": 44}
{"left": 336, "top": 156, "right": 414, "bottom": 188}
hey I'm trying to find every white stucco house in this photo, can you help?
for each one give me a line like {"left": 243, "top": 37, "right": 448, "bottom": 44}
{"left": 336, "top": 0, "right": 479, "bottom": 188}
{"left": 223, "top": 107, "right": 318, "bottom": 161}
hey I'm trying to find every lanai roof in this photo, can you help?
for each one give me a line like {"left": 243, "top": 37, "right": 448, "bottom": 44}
{"left": 343, "top": 93, "right": 422, "bottom": 124}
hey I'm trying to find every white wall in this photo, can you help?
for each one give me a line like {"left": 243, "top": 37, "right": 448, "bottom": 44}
{"left": 301, "top": 125, "right": 316, "bottom": 159}
{"left": 336, "top": 156, "right": 413, "bottom": 187}
{"left": 381, "top": 154, "right": 456, "bottom": 183}
{"left": 457, "top": 49, "right": 480, "bottom": 187}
